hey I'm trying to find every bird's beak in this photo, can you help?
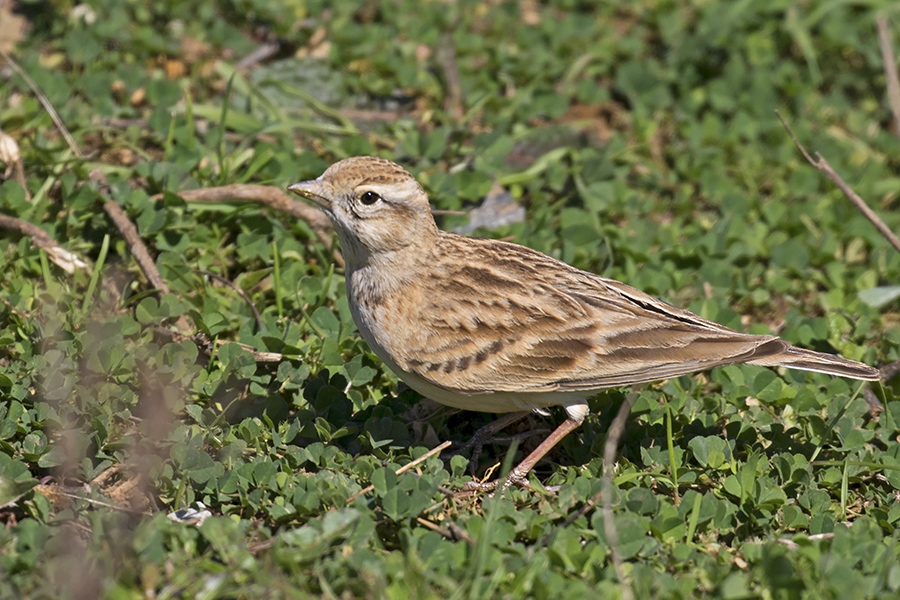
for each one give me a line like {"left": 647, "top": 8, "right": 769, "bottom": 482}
{"left": 287, "top": 179, "right": 331, "bottom": 210}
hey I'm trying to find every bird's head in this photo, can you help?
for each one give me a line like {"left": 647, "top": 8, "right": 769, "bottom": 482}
{"left": 288, "top": 157, "right": 438, "bottom": 266}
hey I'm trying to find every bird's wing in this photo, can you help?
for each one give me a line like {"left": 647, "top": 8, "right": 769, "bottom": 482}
{"left": 388, "top": 235, "right": 786, "bottom": 395}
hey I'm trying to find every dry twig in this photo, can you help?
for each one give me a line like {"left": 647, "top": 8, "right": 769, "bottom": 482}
{"left": 600, "top": 394, "right": 638, "bottom": 600}
{"left": 338, "top": 108, "right": 404, "bottom": 123}
{"left": 236, "top": 42, "right": 280, "bottom": 71}
{"left": 90, "top": 170, "right": 191, "bottom": 331}
{"left": 105, "top": 202, "right": 168, "bottom": 291}
{"left": 200, "top": 270, "right": 264, "bottom": 330}
{"left": 0, "top": 213, "right": 89, "bottom": 273}
{"left": 878, "top": 358, "right": 900, "bottom": 381}
{"left": 169, "top": 184, "right": 344, "bottom": 268}
{"left": 91, "top": 171, "right": 166, "bottom": 292}
{"left": 208, "top": 338, "right": 285, "bottom": 363}
{"left": 775, "top": 110, "right": 900, "bottom": 255}
{"left": 437, "top": 28, "right": 464, "bottom": 121}
{"left": 36, "top": 487, "right": 148, "bottom": 514}
{"left": 777, "top": 532, "right": 835, "bottom": 550}
{"left": 877, "top": 15, "right": 900, "bottom": 144}
{"left": 416, "top": 517, "right": 476, "bottom": 546}
{"left": 0, "top": 48, "right": 83, "bottom": 157}
{"left": 346, "top": 440, "right": 452, "bottom": 503}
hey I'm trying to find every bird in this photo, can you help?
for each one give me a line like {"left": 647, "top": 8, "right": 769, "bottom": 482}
{"left": 288, "top": 156, "right": 881, "bottom": 490}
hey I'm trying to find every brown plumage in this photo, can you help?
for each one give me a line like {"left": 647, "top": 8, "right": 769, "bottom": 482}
{"left": 289, "top": 156, "right": 880, "bottom": 489}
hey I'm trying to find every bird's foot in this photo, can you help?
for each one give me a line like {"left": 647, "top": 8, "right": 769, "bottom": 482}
{"left": 448, "top": 412, "right": 530, "bottom": 475}
{"left": 460, "top": 465, "right": 534, "bottom": 493}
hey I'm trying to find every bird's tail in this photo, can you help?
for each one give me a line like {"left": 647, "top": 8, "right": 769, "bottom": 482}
{"left": 748, "top": 344, "right": 880, "bottom": 381}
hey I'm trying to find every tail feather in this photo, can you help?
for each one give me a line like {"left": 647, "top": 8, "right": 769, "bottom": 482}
{"left": 747, "top": 344, "right": 881, "bottom": 381}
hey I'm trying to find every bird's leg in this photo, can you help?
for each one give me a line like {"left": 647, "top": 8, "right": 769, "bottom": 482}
{"left": 462, "top": 415, "right": 584, "bottom": 492}
{"left": 450, "top": 411, "right": 530, "bottom": 474}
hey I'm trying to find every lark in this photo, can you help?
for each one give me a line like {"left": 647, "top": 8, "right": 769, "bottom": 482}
{"left": 288, "top": 156, "right": 881, "bottom": 489}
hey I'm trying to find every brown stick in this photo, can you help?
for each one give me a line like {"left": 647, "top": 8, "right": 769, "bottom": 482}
{"left": 199, "top": 270, "right": 264, "bottom": 330}
{"left": 878, "top": 358, "right": 900, "bottom": 381}
{"left": 346, "top": 440, "right": 452, "bottom": 503}
{"left": 104, "top": 201, "right": 170, "bottom": 292}
{"left": 437, "top": 27, "right": 464, "bottom": 121}
{"left": 170, "top": 184, "right": 343, "bottom": 268}
{"left": 46, "top": 488, "right": 148, "bottom": 515}
{"left": 0, "top": 48, "right": 83, "bottom": 157}
{"left": 338, "top": 108, "right": 404, "bottom": 123}
{"left": 8, "top": 159, "right": 27, "bottom": 194}
{"left": 0, "top": 213, "right": 89, "bottom": 273}
{"left": 600, "top": 393, "right": 638, "bottom": 600}
{"left": 207, "top": 338, "right": 285, "bottom": 363}
{"left": 775, "top": 111, "right": 900, "bottom": 255}
{"left": 877, "top": 15, "right": 900, "bottom": 144}
{"left": 415, "top": 517, "right": 476, "bottom": 546}
{"left": 236, "top": 42, "right": 280, "bottom": 71}
{"left": 0, "top": 213, "right": 54, "bottom": 246}
{"left": 91, "top": 170, "right": 191, "bottom": 331}
{"left": 777, "top": 532, "right": 835, "bottom": 550}
{"left": 91, "top": 171, "right": 168, "bottom": 293}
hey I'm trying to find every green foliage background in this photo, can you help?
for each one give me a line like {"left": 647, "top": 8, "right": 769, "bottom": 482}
{"left": 2, "top": 1, "right": 900, "bottom": 598}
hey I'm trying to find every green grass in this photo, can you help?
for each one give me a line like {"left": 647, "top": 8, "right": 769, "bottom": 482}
{"left": 2, "top": 1, "right": 900, "bottom": 598}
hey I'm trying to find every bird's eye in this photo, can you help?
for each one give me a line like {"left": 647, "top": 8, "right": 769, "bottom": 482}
{"left": 360, "top": 191, "right": 382, "bottom": 206}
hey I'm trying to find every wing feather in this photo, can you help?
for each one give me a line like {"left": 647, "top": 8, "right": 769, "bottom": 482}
{"left": 387, "top": 235, "right": 790, "bottom": 394}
